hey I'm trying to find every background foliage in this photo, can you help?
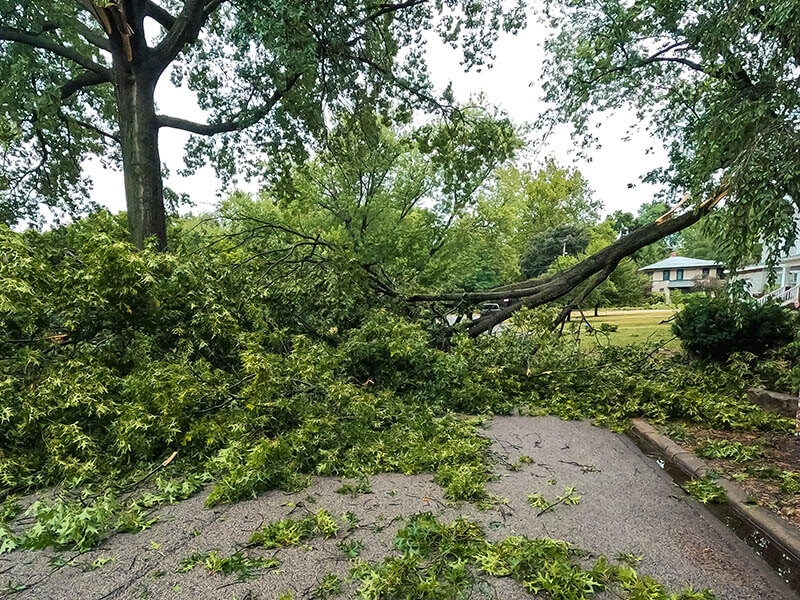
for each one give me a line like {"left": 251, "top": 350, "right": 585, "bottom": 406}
{"left": 542, "top": 0, "right": 800, "bottom": 271}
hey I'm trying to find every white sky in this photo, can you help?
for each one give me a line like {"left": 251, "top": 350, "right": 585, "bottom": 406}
{"left": 88, "top": 12, "right": 668, "bottom": 218}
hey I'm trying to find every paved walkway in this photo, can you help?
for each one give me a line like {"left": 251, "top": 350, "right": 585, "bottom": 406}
{"left": 1, "top": 417, "right": 796, "bottom": 599}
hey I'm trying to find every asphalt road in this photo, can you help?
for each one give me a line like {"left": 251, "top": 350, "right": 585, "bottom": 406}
{"left": 2, "top": 416, "right": 795, "bottom": 599}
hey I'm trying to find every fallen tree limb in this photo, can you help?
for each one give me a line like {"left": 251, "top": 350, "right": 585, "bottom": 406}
{"left": 551, "top": 261, "right": 619, "bottom": 329}
{"left": 409, "top": 187, "right": 728, "bottom": 337}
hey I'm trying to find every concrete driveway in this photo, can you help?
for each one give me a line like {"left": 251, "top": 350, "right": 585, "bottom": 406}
{"left": 1, "top": 417, "right": 795, "bottom": 599}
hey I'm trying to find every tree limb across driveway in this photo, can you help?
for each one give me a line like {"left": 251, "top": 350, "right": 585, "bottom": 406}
{"left": 407, "top": 187, "right": 728, "bottom": 337}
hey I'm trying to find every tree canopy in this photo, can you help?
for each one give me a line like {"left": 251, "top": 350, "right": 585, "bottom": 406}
{"left": 485, "top": 159, "right": 600, "bottom": 256}
{"left": 519, "top": 224, "right": 591, "bottom": 279}
{"left": 230, "top": 108, "right": 521, "bottom": 295}
{"left": 541, "top": 0, "right": 800, "bottom": 270}
{"left": 0, "top": 0, "right": 525, "bottom": 247}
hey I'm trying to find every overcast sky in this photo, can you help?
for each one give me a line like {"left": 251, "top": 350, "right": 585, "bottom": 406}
{"left": 88, "top": 11, "right": 668, "bottom": 219}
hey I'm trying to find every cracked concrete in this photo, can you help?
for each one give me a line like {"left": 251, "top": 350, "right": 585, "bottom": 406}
{"left": 1, "top": 416, "right": 796, "bottom": 599}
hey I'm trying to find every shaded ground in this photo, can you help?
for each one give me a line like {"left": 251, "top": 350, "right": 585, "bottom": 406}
{"left": 660, "top": 422, "right": 800, "bottom": 528}
{"left": 1, "top": 417, "right": 795, "bottom": 599}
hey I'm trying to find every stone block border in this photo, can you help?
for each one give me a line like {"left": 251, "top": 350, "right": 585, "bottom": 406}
{"left": 747, "top": 387, "right": 799, "bottom": 419}
{"left": 628, "top": 418, "right": 800, "bottom": 567}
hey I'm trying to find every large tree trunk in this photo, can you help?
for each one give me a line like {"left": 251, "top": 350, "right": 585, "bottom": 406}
{"left": 102, "top": 0, "right": 167, "bottom": 251}
{"left": 115, "top": 71, "right": 166, "bottom": 250}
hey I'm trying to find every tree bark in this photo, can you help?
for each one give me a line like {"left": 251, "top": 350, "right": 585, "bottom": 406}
{"left": 115, "top": 69, "right": 166, "bottom": 250}
{"left": 98, "top": 0, "right": 168, "bottom": 251}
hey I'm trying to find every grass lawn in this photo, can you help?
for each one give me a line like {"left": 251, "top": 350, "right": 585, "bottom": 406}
{"left": 571, "top": 309, "right": 681, "bottom": 350}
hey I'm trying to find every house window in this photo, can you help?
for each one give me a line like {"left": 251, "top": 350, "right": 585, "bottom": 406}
{"left": 716, "top": 268, "right": 725, "bottom": 279}
{"left": 662, "top": 270, "right": 671, "bottom": 281}
{"left": 676, "top": 269, "right": 684, "bottom": 281}
{"left": 702, "top": 267, "right": 710, "bottom": 278}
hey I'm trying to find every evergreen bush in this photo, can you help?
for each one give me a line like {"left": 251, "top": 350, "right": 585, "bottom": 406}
{"left": 672, "top": 297, "right": 796, "bottom": 360}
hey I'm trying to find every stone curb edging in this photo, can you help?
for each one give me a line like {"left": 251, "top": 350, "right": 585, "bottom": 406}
{"left": 628, "top": 418, "right": 800, "bottom": 564}
{"left": 747, "top": 387, "right": 799, "bottom": 420}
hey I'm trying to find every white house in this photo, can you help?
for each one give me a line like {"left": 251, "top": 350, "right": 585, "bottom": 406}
{"left": 727, "top": 221, "right": 800, "bottom": 306}
{"left": 736, "top": 241, "right": 800, "bottom": 295}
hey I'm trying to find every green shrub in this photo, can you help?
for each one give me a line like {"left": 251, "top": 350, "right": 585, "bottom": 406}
{"left": 674, "top": 291, "right": 708, "bottom": 306}
{"left": 672, "top": 297, "right": 796, "bottom": 360}
{"left": 645, "top": 292, "right": 667, "bottom": 305}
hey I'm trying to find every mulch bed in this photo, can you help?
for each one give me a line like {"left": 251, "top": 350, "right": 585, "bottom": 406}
{"left": 661, "top": 424, "right": 800, "bottom": 529}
